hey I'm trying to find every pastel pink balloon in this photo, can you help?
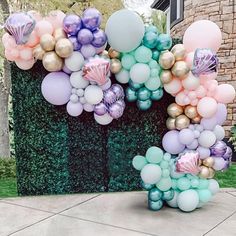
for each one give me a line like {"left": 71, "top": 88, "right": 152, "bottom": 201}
{"left": 164, "top": 78, "right": 182, "bottom": 95}
{"left": 15, "top": 59, "right": 35, "bottom": 70}
{"left": 188, "top": 91, "right": 197, "bottom": 100}
{"left": 46, "top": 10, "right": 66, "bottom": 29}
{"left": 176, "top": 91, "right": 189, "bottom": 106}
{"left": 214, "top": 84, "right": 236, "bottom": 104}
{"left": 183, "top": 20, "right": 222, "bottom": 53}
{"left": 199, "top": 72, "right": 217, "bottom": 82}
{"left": 185, "top": 51, "right": 194, "bottom": 69}
{"left": 190, "top": 98, "right": 199, "bottom": 106}
{"left": 197, "top": 97, "right": 217, "bottom": 118}
{"left": 182, "top": 72, "right": 200, "bottom": 90}
{"left": 2, "top": 34, "right": 17, "bottom": 48}
{"left": 5, "top": 49, "right": 17, "bottom": 61}
{"left": 10, "top": 48, "right": 20, "bottom": 58}
{"left": 196, "top": 85, "right": 206, "bottom": 98}
{"left": 28, "top": 10, "right": 42, "bottom": 21}
{"left": 25, "top": 31, "right": 40, "bottom": 47}
{"left": 35, "top": 20, "right": 54, "bottom": 37}
{"left": 19, "top": 47, "right": 33, "bottom": 61}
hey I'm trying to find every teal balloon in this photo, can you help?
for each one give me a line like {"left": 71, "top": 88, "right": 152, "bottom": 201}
{"left": 156, "top": 34, "right": 172, "bottom": 51}
{"left": 177, "top": 177, "right": 191, "bottom": 191}
{"left": 132, "top": 155, "right": 147, "bottom": 170}
{"left": 156, "top": 177, "right": 172, "bottom": 191}
{"left": 137, "top": 99, "right": 152, "bottom": 111}
{"left": 121, "top": 54, "right": 136, "bottom": 70}
{"left": 198, "top": 189, "right": 212, "bottom": 203}
{"left": 134, "top": 46, "right": 152, "bottom": 63}
{"left": 143, "top": 31, "right": 158, "bottom": 49}
{"left": 162, "top": 189, "right": 174, "bottom": 201}
{"left": 151, "top": 88, "right": 163, "bottom": 101}
{"left": 148, "top": 60, "right": 158, "bottom": 69}
{"left": 126, "top": 87, "right": 137, "bottom": 102}
{"left": 129, "top": 80, "right": 143, "bottom": 90}
{"left": 146, "top": 146, "right": 163, "bottom": 164}
{"left": 145, "top": 77, "right": 161, "bottom": 91}
{"left": 141, "top": 181, "right": 154, "bottom": 190}
{"left": 148, "top": 199, "right": 163, "bottom": 211}
{"left": 152, "top": 50, "right": 160, "bottom": 60}
{"left": 160, "top": 160, "right": 169, "bottom": 169}
{"left": 145, "top": 25, "right": 158, "bottom": 33}
{"left": 191, "top": 179, "right": 199, "bottom": 188}
{"left": 148, "top": 187, "right": 163, "bottom": 201}
{"left": 198, "top": 179, "right": 209, "bottom": 189}
{"left": 137, "top": 87, "right": 151, "bottom": 101}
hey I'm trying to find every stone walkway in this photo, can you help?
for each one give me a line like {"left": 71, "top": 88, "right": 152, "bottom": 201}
{"left": 0, "top": 189, "right": 235, "bottom": 236}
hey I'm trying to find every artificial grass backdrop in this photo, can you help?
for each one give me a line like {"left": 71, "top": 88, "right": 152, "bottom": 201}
{"left": 11, "top": 62, "right": 173, "bottom": 196}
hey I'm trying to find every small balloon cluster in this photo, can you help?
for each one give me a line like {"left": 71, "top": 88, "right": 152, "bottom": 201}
{"left": 133, "top": 146, "right": 220, "bottom": 212}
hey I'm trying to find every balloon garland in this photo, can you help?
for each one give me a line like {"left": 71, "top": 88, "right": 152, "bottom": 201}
{"left": 2, "top": 8, "right": 235, "bottom": 212}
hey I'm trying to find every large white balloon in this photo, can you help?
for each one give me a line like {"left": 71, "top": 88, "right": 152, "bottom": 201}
{"left": 94, "top": 113, "right": 113, "bottom": 125}
{"left": 105, "top": 9, "right": 145, "bottom": 52}
{"left": 130, "top": 63, "right": 150, "bottom": 84}
{"left": 84, "top": 85, "right": 103, "bottom": 105}
{"left": 177, "top": 189, "right": 199, "bottom": 212}
{"left": 65, "top": 51, "right": 85, "bottom": 72}
{"left": 70, "top": 71, "right": 89, "bottom": 89}
{"left": 140, "top": 164, "right": 162, "bottom": 184}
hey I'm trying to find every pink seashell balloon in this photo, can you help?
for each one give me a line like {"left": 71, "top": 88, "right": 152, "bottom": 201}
{"left": 83, "top": 57, "right": 110, "bottom": 85}
{"left": 176, "top": 151, "right": 200, "bottom": 175}
{"left": 4, "top": 12, "right": 36, "bottom": 45}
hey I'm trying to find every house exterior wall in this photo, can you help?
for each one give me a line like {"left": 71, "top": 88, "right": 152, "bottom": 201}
{"left": 171, "top": 0, "right": 236, "bottom": 136}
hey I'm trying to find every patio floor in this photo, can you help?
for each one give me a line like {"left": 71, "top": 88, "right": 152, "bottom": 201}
{"left": 0, "top": 189, "right": 235, "bottom": 236}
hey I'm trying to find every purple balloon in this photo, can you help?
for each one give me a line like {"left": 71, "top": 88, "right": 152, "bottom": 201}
{"left": 63, "top": 14, "right": 82, "bottom": 36}
{"left": 100, "top": 79, "right": 111, "bottom": 91}
{"left": 197, "top": 146, "right": 211, "bottom": 159}
{"left": 66, "top": 101, "right": 83, "bottom": 117}
{"left": 186, "top": 139, "right": 199, "bottom": 150}
{"left": 215, "top": 103, "right": 227, "bottom": 125}
{"left": 80, "top": 44, "right": 96, "bottom": 58}
{"left": 82, "top": 8, "right": 102, "bottom": 31}
{"left": 179, "top": 128, "right": 195, "bottom": 145}
{"left": 92, "top": 29, "right": 107, "bottom": 47}
{"left": 63, "top": 64, "right": 72, "bottom": 74}
{"left": 200, "top": 117, "right": 217, "bottom": 130}
{"left": 41, "top": 72, "right": 72, "bottom": 105}
{"left": 94, "top": 102, "right": 107, "bottom": 116}
{"left": 162, "top": 130, "right": 185, "bottom": 155}
{"left": 68, "top": 36, "right": 82, "bottom": 51}
{"left": 223, "top": 146, "right": 232, "bottom": 161}
{"left": 77, "top": 28, "right": 94, "bottom": 45}
{"left": 111, "top": 84, "right": 125, "bottom": 100}
{"left": 213, "top": 157, "right": 227, "bottom": 171}
{"left": 210, "top": 141, "right": 227, "bottom": 157}
{"left": 108, "top": 102, "right": 124, "bottom": 119}
{"left": 115, "top": 99, "right": 126, "bottom": 110}
{"left": 103, "top": 89, "right": 117, "bottom": 105}
{"left": 4, "top": 12, "right": 36, "bottom": 45}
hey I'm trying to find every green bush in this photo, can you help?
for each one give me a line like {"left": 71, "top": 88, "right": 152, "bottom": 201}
{"left": 0, "top": 158, "right": 16, "bottom": 179}
{"left": 229, "top": 125, "right": 236, "bottom": 152}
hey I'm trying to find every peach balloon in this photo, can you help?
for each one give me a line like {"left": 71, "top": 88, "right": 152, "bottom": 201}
{"left": 182, "top": 72, "right": 200, "bottom": 90}
{"left": 35, "top": 20, "right": 54, "bottom": 37}
{"left": 185, "top": 51, "right": 194, "bottom": 69}
{"left": 197, "top": 97, "right": 217, "bottom": 118}
{"left": 46, "top": 10, "right": 66, "bottom": 29}
{"left": 25, "top": 31, "right": 40, "bottom": 48}
{"left": 15, "top": 59, "right": 35, "bottom": 70}
{"left": 19, "top": 48, "right": 33, "bottom": 61}
{"left": 164, "top": 78, "right": 183, "bottom": 95}
{"left": 214, "top": 84, "right": 236, "bottom": 104}
{"left": 183, "top": 20, "right": 222, "bottom": 53}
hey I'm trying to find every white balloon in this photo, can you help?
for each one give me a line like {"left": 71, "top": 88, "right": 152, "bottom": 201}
{"left": 94, "top": 113, "right": 113, "bottom": 125}
{"left": 115, "top": 69, "right": 130, "bottom": 84}
{"left": 83, "top": 103, "right": 94, "bottom": 112}
{"left": 177, "top": 189, "right": 199, "bottom": 212}
{"left": 79, "top": 96, "right": 87, "bottom": 104}
{"left": 198, "top": 130, "right": 217, "bottom": 148}
{"left": 213, "top": 125, "right": 225, "bottom": 140}
{"left": 70, "top": 94, "right": 79, "bottom": 103}
{"left": 182, "top": 72, "right": 200, "bottom": 90}
{"left": 166, "top": 191, "right": 179, "bottom": 208}
{"left": 105, "top": 9, "right": 145, "bottom": 52}
{"left": 65, "top": 51, "right": 85, "bottom": 72}
{"left": 84, "top": 85, "right": 103, "bottom": 105}
{"left": 77, "top": 88, "right": 84, "bottom": 97}
{"left": 208, "top": 179, "right": 220, "bottom": 195}
{"left": 140, "top": 164, "right": 162, "bottom": 184}
{"left": 66, "top": 101, "right": 83, "bottom": 117}
{"left": 130, "top": 63, "right": 150, "bottom": 84}
{"left": 70, "top": 71, "right": 89, "bottom": 89}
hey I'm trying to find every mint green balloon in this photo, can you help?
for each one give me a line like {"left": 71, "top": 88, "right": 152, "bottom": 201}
{"left": 151, "top": 88, "right": 163, "bottom": 101}
{"left": 126, "top": 87, "right": 137, "bottom": 102}
{"left": 145, "top": 77, "right": 161, "bottom": 91}
{"left": 149, "top": 60, "right": 158, "bottom": 69}
{"left": 137, "top": 87, "right": 151, "bottom": 101}
{"left": 145, "top": 25, "right": 158, "bottom": 33}
{"left": 191, "top": 179, "right": 199, "bottom": 188}
{"left": 162, "top": 169, "right": 170, "bottom": 178}
{"left": 198, "top": 189, "right": 212, "bottom": 203}
{"left": 152, "top": 50, "right": 160, "bottom": 60}
{"left": 134, "top": 46, "right": 152, "bottom": 63}
{"left": 146, "top": 146, "right": 163, "bottom": 163}
{"left": 156, "top": 34, "right": 172, "bottom": 51}
{"left": 171, "top": 179, "right": 178, "bottom": 189}
{"left": 198, "top": 179, "right": 209, "bottom": 189}
{"left": 160, "top": 160, "right": 169, "bottom": 169}
{"left": 129, "top": 50, "right": 136, "bottom": 56}
{"left": 150, "top": 68, "right": 160, "bottom": 77}
{"left": 156, "top": 177, "right": 172, "bottom": 191}
{"left": 132, "top": 155, "right": 147, "bottom": 170}
{"left": 137, "top": 99, "right": 152, "bottom": 110}
{"left": 163, "top": 153, "right": 171, "bottom": 161}
{"left": 177, "top": 177, "right": 191, "bottom": 191}
{"left": 121, "top": 54, "right": 136, "bottom": 70}
{"left": 129, "top": 80, "right": 143, "bottom": 90}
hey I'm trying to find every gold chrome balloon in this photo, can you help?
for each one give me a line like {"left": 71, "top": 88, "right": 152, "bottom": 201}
{"left": 199, "top": 166, "right": 210, "bottom": 179}
{"left": 184, "top": 105, "right": 198, "bottom": 119}
{"left": 208, "top": 168, "right": 215, "bottom": 179}
{"left": 192, "top": 115, "right": 201, "bottom": 124}
{"left": 159, "top": 51, "right": 175, "bottom": 69}
{"left": 171, "top": 61, "right": 190, "bottom": 79}
{"left": 40, "top": 34, "right": 56, "bottom": 52}
{"left": 55, "top": 38, "right": 73, "bottom": 58}
{"left": 110, "top": 58, "right": 122, "bottom": 74}
{"left": 167, "top": 103, "right": 184, "bottom": 118}
{"left": 166, "top": 117, "right": 176, "bottom": 130}
{"left": 171, "top": 44, "right": 186, "bottom": 61}
{"left": 203, "top": 157, "right": 215, "bottom": 168}
{"left": 160, "top": 70, "right": 173, "bottom": 84}
{"left": 42, "top": 51, "right": 63, "bottom": 72}
{"left": 108, "top": 47, "right": 120, "bottom": 59}
{"left": 53, "top": 28, "right": 67, "bottom": 42}
{"left": 175, "top": 114, "right": 190, "bottom": 130}
{"left": 33, "top": 45, "right": 45, "bottom": 60}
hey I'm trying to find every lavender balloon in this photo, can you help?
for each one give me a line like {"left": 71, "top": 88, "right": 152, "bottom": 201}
{"left": 116, "top": 99, "right": 126, "bottom": 110}
{"left": 4, "top": 12, "right": 36, "bottom": 45}
{"left": 63, "top": 14, "right": 82, "bottom": 36}
{"left": 68, "top": 36, "right": 82, "bottom": 51}
{"left": 82, "top": 8, "right": 102, "bottom": 31}
{"left": 215, "top": 103, "right": 227, "bottom": 125}
{"left": 223, "top": 146, "right": 232, "bottom": 161}
{"left": 81, "top": 44, "right": 96, "bottom": 58}
{"left": 100, "top": 79, "right": 112, "bottom": 91}
{"left": 103, "top": 89, "right": 117, "bottom": 105}
{"left": 210, "top": 141, "right": 227, "bottom": 157}
{"left": 77, "top": 29, "right": 94, "bottom": 45}
{"left": 94, "top": 102, "right": 107, "bottom": 116}
{"left": 111, "top": 84, "right": 125, "bottom": 100}
{"left": 108, "top": 102, "right": 124, "bottom": 119}
{"left": 92, "top": 29, "right": 107, "bottom": 47}
{"left": 213, "top": 157, "right": 227, "bottom": 171}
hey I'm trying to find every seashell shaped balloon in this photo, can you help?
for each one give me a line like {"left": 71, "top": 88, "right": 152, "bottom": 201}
{"left": 83, "top": 57, "right": 110, "bottom": 86}
{"left": 192, "top": 48, "right": 219, "bottom": 77}
{"left": 4, "top": 12, "right": 36, "bottom": 45}
{"left": 176, "top": 151, "right": 200, "bottom": 175}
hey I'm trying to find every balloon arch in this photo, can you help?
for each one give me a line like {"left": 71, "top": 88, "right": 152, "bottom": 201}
{"left": 2, "top": 8, "right": 235, "bottom": 212}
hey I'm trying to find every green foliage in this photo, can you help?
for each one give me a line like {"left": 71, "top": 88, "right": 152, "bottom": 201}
{"left": 0, "top": 158, "right": 16, "bottom": 179}
{"left": 0, "top": 178, "right": 17, "bottom": 197}
{"left": 229, "top": 125, "right": 236, "bottom": 152}
{"left": 215, "top": 164, "right": 236, "bottom": 188}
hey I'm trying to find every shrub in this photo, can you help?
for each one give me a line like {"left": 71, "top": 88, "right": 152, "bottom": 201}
{"left": 0, "top": 158, "right": 16, "bottom": 179}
